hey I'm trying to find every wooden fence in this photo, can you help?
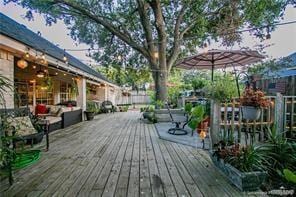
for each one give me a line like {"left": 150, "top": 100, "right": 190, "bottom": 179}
{"left": 210, "top": 93, "right": 295, "bottom": 147}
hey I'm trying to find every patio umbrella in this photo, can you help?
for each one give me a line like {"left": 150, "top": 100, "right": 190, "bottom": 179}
{"left": 176, "top": 49, "right": 265, "bottom": 81}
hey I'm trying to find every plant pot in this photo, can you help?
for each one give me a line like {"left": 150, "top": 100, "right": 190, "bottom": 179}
{"left": 143, "top": 112, "right": 153, "bottom": 119}
{"left": 210, "top": 153, "right": 267, "bottom": 191}
{"left": 241, "top": 106, "right": 261, "bottom": 121}
{"left": 85, "top": 111, "right": 95, "bottom": 121}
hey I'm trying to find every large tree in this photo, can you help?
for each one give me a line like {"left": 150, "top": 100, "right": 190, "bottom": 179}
{"left": 5, "top": 0, "right": 293, "bottom": 102}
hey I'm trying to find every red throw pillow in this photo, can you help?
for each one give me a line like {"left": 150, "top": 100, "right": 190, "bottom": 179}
{"left": 36, "top": 104, "right": 47, "bottom": 114}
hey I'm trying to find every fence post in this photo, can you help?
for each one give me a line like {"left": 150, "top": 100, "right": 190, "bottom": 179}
{"left": 210, "top": 100, "right": 221, "bottom": 150}
{"left": 275, "top": 93, "right": 284, "bottom": 134}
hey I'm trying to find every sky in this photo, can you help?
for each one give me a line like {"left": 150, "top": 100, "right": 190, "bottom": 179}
{"left": 1, "top": 3, "right": 296, "bottom": 64}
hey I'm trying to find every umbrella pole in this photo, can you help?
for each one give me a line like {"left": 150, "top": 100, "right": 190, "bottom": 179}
{"left": 235, "top": 75, "right": 241, "bottom": 98}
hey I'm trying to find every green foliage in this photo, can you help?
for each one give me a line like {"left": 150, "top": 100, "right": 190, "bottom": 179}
{"left": 86, "top": 100, "right": 96, "bottom": 112}
{"left": 205, "top": 73, "right": 238, "bottom": 102}
{"left": 247, "top": 57, "right": 294, "bottom": 76}
{"left": 283, "top": 169, "right": 296, "bottom": 184}
{"left": 188, "top": 105, "right": 205, "bottom": 131}
{"left": 0, "top": 75, "right": 17, "bottom": 184}
{"left": 69, "top": 78, "right": 79, "bottom": 98}
{"left": 191, "top": 78, "right": 207, "bottom": 92}
{"left": 155, "top": 100, "right": 164, "bottom": 109}
{"left": 226, "top": 145, "right": 267, "bottom": 172}
{"left": 97, "top": 66, "right": 151, "bottom": 89}
{"left": 184, "top": 103, "right": 193, "bottom": 114}
{"left": 141, "top": 106, "right": 154, "bottom": 113}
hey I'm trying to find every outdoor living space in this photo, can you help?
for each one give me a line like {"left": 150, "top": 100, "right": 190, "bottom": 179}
{"left": 0, "top": 111, "right": 243, "bottom": 196}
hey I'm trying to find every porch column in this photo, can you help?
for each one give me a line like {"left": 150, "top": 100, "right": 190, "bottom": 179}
{"left": 0, "top": 50, "right": 14, "bottom": 109}
{"left": 77, "top": 77, "right": 86, "bottom": 112}
{"left": 105, "top": 85, "right": 109, "bottom": 101}
{"left": 53, "top": 80, "right": 60, "bottom": 105}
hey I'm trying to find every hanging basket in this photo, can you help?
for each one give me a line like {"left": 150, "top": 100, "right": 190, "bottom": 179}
{"left": 241, "top": 106, "right": 261, "bottom": 121}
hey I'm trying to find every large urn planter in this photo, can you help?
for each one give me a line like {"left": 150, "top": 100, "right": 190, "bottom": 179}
{"left": 241, "top": 106, "right": 261, "bottom": 121}
{"left": 84, "top": 111, "right": 95, "bottom": 121}
{"left": 143, "top": 112, "right": 154, "bottom": 119}
{"left": 210, "top": 153, "right": 267, "bottom": 191}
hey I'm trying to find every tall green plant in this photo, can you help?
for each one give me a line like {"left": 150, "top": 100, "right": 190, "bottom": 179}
{"left": 188, "top": 105, "right": 205, "bottom": 131}
{"left": 0, "top": 74, "right": 16, "bottom": 185}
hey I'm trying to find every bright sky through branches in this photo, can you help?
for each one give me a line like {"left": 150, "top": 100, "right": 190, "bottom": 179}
{"left": 1, "top": 3, "right": 295, "bottom": 62}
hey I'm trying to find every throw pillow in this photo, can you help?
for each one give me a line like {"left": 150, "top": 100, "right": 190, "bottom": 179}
{"left": 6, "top": 116, "right": 37, "bottom": 136}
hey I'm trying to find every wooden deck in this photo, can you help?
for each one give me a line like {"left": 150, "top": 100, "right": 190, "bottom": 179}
{"left": 1, "top": 111, "right": 243, "bottom": 197}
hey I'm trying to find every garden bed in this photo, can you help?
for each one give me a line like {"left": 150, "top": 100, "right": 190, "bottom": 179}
{"left": 210, "top": 152, "right": 267, "bottom": 191}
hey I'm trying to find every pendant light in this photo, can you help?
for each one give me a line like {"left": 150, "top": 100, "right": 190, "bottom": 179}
{"left": 36, "top": 65, "right": 45, "bottom": 78}
{"left": 17, "top": 59, "right": 28, "bottom": 69}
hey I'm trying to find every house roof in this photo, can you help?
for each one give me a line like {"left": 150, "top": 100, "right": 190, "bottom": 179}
{"left": 0, "top": 13, "right": 114, "bottom": 85}
{"left": 265, "top": 52, "right": 296, "bottom": 78}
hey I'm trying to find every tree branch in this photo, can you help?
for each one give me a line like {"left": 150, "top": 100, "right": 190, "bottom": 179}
{"left": 136, "top": 0, "right": 155, "bottom": 57}
{"left": 167, "top": 3, "right": 188, "bottom": 71}
{"left": 54, "top": 0, "right": 149, "bottom": 59}
{"left": 149, "top": 0, "right": 167, "bottom": 71}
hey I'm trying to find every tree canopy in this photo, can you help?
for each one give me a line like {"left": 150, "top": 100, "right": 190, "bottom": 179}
{"left": 5, "top": 0, "right": 294, "bottom": 101}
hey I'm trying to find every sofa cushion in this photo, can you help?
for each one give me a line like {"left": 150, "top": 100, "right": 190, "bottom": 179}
{"left": 45, "top": 116, "right": 62, "bottom": 124}
{"left": 49, "top": 105, "right": 62, "bottom": 117}
{"left": 6, "top": 116, "right": 37, "bottom": 136}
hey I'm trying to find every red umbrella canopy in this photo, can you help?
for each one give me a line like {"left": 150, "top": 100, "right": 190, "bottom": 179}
{"left": 176, "top": 49, "right": 265, "bottom": 70}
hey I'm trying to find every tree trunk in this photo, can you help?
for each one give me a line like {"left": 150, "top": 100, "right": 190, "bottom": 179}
{"left": 153, "top": 69, "right": 168, "bottom": 106}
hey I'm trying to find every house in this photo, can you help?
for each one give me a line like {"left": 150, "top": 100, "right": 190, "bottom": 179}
{"left": 0, "top": 13, "right": 122, "bottom": 127}
{"left": 254, "top": 52, "right": 296, "bottom": 96}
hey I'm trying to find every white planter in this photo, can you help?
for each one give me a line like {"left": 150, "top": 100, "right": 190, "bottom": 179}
{"left": 241, "top": 106, "right": 261, "bottom": 121}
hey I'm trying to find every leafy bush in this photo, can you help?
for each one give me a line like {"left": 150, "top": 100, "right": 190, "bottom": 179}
{"left": 205, "top": 74, "right": 238, "bottom": 102}
{"left": 184, "top": 103, "right": 193, "bottom": 114}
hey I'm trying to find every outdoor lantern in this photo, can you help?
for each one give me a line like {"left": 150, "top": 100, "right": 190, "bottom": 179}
{"left": 36, "top": 66, "right": 45, "bottom": 78}
{"left": 17, "top": 59, "right": 28, "bottom": 69}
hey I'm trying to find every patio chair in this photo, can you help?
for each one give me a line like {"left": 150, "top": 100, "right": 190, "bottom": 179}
{"left": 101, "top": 100, "right": 115, "bottom": 113}
{"left": 166, "top": 104, "right": 188, "bottom": 135}
{"left": 0, "top": 108, "right": 48, "bottom": 148}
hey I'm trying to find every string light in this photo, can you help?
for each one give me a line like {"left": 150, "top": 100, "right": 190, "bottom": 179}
{"left": 63, "top": 49, "right": 68, "bottom": 62}
{"left": 41, "top": 52, "right": 46, "bottom": 60}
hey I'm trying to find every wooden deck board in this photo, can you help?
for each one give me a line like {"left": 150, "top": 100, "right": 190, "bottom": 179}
{"left": 1, "top": 111, "right": 243, "bottom": 196}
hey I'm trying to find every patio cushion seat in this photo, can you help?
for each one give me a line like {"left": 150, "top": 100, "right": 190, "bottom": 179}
{"left": 44, "top": 116, "right": 62, "bottom": 124}
{"left": 6, "top": 116, "right": 37, "bottom": 136}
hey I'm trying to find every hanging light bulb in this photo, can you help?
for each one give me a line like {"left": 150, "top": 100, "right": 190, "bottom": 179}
{"left": 25, "top": 52, "right": 30, "bottom": 58}
{"left": 25, "top": 48, "right": 30, "bottom": 58}
{"left": 63, "top": 54, "right": 67, "bottom": 61}
{"left": 41, "top": 53, "right": 46, "bottom": 60}
{"left": 32, "top": 65, "right": 36, "bottom": 69}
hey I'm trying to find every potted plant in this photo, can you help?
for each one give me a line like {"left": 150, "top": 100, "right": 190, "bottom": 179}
{"left": 211, "top": 142, "right": 267, "bottom": 191}
{"left": 240, "top": 87, "right": 270, "bottom": 120}
{"left": 142, "top": 106, "right": 154, "bottom": 120}
{"left": 85, "top": 101, "right": 96, "bottom": 121}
